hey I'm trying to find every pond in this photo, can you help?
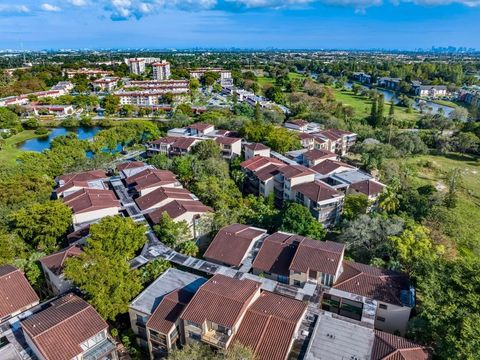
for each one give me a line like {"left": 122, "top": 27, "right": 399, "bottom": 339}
{"left": 345, "top": 82, "right": 455, "bottom": 117}
{"left": 19, "top": 127, "right": 101, "bottom": 153}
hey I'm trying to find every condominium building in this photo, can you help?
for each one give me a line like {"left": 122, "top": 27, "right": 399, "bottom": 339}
{"left": 129, "top": 58, "right": 146, "bottom": 75}
{"left": 152, "top": 61, "right": 171, "bottom": 80}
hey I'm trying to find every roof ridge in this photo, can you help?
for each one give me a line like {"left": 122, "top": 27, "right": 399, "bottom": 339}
{"left": 0, "top": 266, "right": 18, "bottom": 279}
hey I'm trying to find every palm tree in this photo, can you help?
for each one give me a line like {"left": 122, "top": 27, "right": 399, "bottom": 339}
{"left": 378, "top": 186, "right": 400, "bottom": 213}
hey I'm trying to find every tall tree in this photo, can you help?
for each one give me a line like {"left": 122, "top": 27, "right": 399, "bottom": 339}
{"left": 278, "top": 202, "right": 326, "bottom": 240}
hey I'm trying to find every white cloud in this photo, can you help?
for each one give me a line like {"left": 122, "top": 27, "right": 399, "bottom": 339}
{"left": 68, "top": 0, "right": 88, "bottom": 6}
{"left": 41, "top": 3, "right": 62, "bottom": 11}
{"left": 0, "top": 4, "right": 30, "bottom": 14}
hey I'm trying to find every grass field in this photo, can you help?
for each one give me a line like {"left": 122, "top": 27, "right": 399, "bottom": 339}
{"left": 257, "top": 72, "right": 307, "bottom": 87}
{"left": 0, "top": 130, "right": 45, "bottom": 166}
{"left": 331, "top": 88, "right": 420, "bottom": 124}
{"left": 404, "top": 153, "right": 480, "bottom": 256}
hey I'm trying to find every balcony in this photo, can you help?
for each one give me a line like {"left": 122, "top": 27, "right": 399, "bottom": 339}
{"left": 201, "top": 329, "right": 229, "bottom": 348}
{"left": 83, "top": 339, "right": 116, "bottom": 360}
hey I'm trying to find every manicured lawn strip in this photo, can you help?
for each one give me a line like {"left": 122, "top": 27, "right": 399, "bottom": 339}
{"left": 0, "top": 130, "right": 46, "bottom": 165}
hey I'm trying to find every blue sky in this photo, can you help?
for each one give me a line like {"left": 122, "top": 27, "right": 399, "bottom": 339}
{"left": 0, "top": 0, "right": 479, "bottom": 50}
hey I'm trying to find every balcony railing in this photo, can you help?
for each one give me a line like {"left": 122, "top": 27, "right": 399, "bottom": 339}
{"left": 201, "top": 330, "right": 229, "bottom": 348}
{"left": 83, "top": 339, "right": 116, "bottom": 360}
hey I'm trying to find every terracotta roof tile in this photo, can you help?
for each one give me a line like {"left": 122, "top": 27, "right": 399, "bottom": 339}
{"left": 372, "top": 330, "right": 430, "bottom": 360}
{"left": 214, "top": 136, "right": 241, "bottom": 145}
{"left": 145, "top": 200, "right": 212, "bottom": 224}
{"left": 135, "top": 187, "right": 193, "bottom": 211}
{"left": 204, "top": 224, "right": 267, "bottom": 267}
{"left": 292, "top": 180, "right": 343, "bottom": 203}
{"left": 181, "top": 275, "right": 260, "bottom": 328}
{"left": 0, "top": 265, "right": 39, "bottom": 320}
{"left": 63, "top": 188, "right": 120, "bottom": 214}
{"left": 245, "top": 143, "right": 270, "bottom": 151}
{"left": 116, "top": 161, "right": 146, "bottom": 171}
{"left": 289, "top": 239, "right": 345, "bottom": 276}
{"left": 187, "top": 123, "right": 214, "bottom": 132}
{"left": 278, "top": 165, "right": 316, "bottom": 180}
{"left": 302, "top": 149, "right": 337, "bottom": 162}
{"left": 240, "top": 156, "right": 285, "bottom": 172}
{"left": 233, "top": 291, "right": 307, "bottom": 360}
{"left": 21, "top": 294, "right": 109, "bottom": 360}
{"left": 125, "top": 169, "right": 178, "bottom": 191}
{"left": 286, "top": 119, "right": 309, "bottom": 127}
{"left": 351, "top": 180, "right": 385, "bottom": 197}
{"left": 311, "top": 159, "right": 354, "bottom": 175}
{"left": 58, "top": 170, "right": 107, "bottom": 184}
{"left": 333, "top": 261, "right": 411, "bottom": 306}
{"left": 39, "top": 245, "right": 83, "bottom": 276}
{"left": 255, "top": 164, "right": 284, "bottom": 181}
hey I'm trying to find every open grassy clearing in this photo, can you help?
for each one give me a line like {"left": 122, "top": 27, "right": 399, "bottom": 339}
{"left": 0, "top": 130, "right": 45, "bottom": 166}
{"left": 404, "top": 153, "right": 480, "bottom": 257}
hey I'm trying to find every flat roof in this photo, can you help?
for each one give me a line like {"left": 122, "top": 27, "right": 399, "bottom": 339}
{"left": 305, "top": 311, "right": 375, "bottom": 360}
{"left": 129, "top": 268, "right": 206, "bottom": 315}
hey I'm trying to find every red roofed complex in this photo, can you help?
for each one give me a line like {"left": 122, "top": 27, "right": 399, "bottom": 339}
{"left": 21, "top": 294, "right": 117, "bottom": 360}
{"left": 181, "top": 275, "right": 261, "bottom": 349}
{"left": 203, "top": 224, "right": 267, "bottom": 268}
{"left": 0, "top": 265, "right": 39, "bottom": 322}
{"left": 244, "top": 142, "right": 270, "bottom": 160}
{"left": 125, "top": 168, "right": 180, "bottom": 196}
{"left": 135, "top": 187, "right": 195, "bottom": 212}
{"left": 301, "top": 149, "right": 338, "bottom": 167}
{"left": 40, "top": 246, "right": 83, "bottom": 295}
{"left": 372, "top": 330, "right": 429, "bottom": 360}
{"left": 214, "top": 136, "right": 242, "bottom": 160}
{"left": 311, "top": 159, "right": 354, "bottom": 176}
{"left": 233, "top": 291, "right": 307, "bottom": 360}
{"left": 349, "top": 179, "right": 386, "bottom": 200}
{"left": 56, "top": 170, "right": 108, "bottom": 198}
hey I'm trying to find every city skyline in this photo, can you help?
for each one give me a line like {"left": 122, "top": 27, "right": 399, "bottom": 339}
{"left": 1, "top": 0, "right": 480, "bottom": 50}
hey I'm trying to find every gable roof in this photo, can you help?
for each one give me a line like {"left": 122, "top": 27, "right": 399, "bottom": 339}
{"left": 278, "top": 164, "right": 316, "bottom": 180}
{"left": 135, "top": 187, "right": 193, "bottom": 211}
{"left": 171, "top": 137, "right": 199, "bottom": 150}
{"left": 21, "top": 294, "right": 108, "bottom": 360}
{"left": 350, "top": 179, "right": 385, "bottom": 197}
{"left": 372, "top": 330, "right": 430, "bottom": 360}
{"left": 63, "top": 188, "right": 120, "bottom": 214}
{"left": 286, "top": 119, "right": 309, "bottom": 127}
{"left": 39, "top": 245, "right": 83, "bottom": 276}
{"left": 204, "top": 224, "right": 267, "bottom": 267}
{"left": 146, "top": 288, "right": 195, "bottom": 335}
{"left": 333, "top": 261, "right": 411, "bottom": 306}
{"left": 255, "top": 163, "right": 285, "bottom": 181}
{"left": 0, "top": 265, "right": 39, "bottom": 320}
{"left": 215, "top": 136, "right": 241, "bottom": 145}
{"left": 181, "top": 275, "right": 260, "bottom": 328}
{"left": 311, "top": 159, "right": 354, "bottom": 175}
{"left": 252, "top": 232, "right": 304, "bottom": 276}
{"left": 292, "top": 180, "right": 344, "bottom": 203}
{"left": 245, "top": 143, "right": 270, "bottom": 151}
{"left": 240, "top": 156, "right": 285, "bottom": 172}
{"left": 187, "top": 122, "right": 214, "bottom": 132}
{"left": 125, "top": 168, "right": 178, "bottom": 191}
{"left": 145, "top": 200, "right": 212, "bottom": 224}
{"left": 116, "top": 161, "right": 146, "bottom": 171}
{"left": 233, "top": 291, "right": 307, "bottom": 360}
{"left": 58, "top": 170, "right": 107, "bottom": 185}
{"left": 302, "top": 149, "right": 337, "bottom": 162}
{"left": 289, "top": 239, "right": 345, "bottom": 276}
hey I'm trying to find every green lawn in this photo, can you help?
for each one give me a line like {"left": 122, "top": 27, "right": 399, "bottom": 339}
{"left": 0, "top": 130, "right": 45, "bottom": 166}
{"left": 404, "top": 153, "right": 480, "bottom": 256}
{"left": 331, "top": 88, "right": 420, "bottom": 124}
{"left": 257, "top": 72, "right": 307, "bottom": 87}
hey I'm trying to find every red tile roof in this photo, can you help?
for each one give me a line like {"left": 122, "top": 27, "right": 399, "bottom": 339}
{"left": 245, "top": 143, "right": 270, "bottom": 151}
{"left": 278, "top": 164, "right": 316, "bottom": 180}
{"left": 289, "top": 239, "right": 345, "bottom": 276}
{"left": 292, "top": 180, "right": 343, "bottom": 203}
{"left": 302, "top": 149, "right": 337, "bottom": 162}
{"left": 214, "top": 136, "right": 241, "bottom": 145}
{"left": 187, "top": 122, "right": 214, "bottom": 132}
{"left": 181, "top": 275, "right": 260, "bottom": 328}
{"left": 58, "top": 170, "right": 107, "bottom": 184}
{"left": 351, "top": 180, "right": 385, "bottom": 197}
{"left": 333, "top": 261, "right": 411, "bottom": 306}
{"left": 40, "top": 245, "right": 83, "bottom": 276}
{"left": 171, "top": 137, "right": 198, "bottom": 150}
{"left": 150, "top": 136, "right": 182, "bottom": 145}
{"left": 145, "top": 200, "right": 212, "bottom": 224}
{"left": 116, "top": 161, "right": 146, "bottom": 171}
{"left": 233, "top": 291, "right": 307, "bottom": 360}
{"left": 252, "top": 232, "right": 304, "bottom": 277}
{"left": 204, "top": 224, "right": 267, "bottom": 267}
{"left": 0, "top": 265, "right": 39, "bottom": 320}
{"left": 240, "top": 156, "right": 285, "bottom": 172}
{"left": 63, "top": 188, "right": 120, "bottom": 214}
{"left": 311, "top": 159, "right": 354, "bottom": 175}
{"left": 286, "top": 119, "right": 309, "bottom": 127}
{"left": 125, "top": 169, "right": 178, "bottom": 191}
{"left": 255, "top": 164, "right": 284, "bottom": 181}
{"left": 298, "top": 132, "right": 316, "bottom": 140}
{"left": 21, "top": 294, "right": 109, "bottom": 360}
{"left": 135, "top": 187, "right": 193, "bottom": 211}
{"left": 372, "top": 330, "right": 430, "bottom": 360}
{"left": 146, "top": 289, "right": 195, "bottom": 335}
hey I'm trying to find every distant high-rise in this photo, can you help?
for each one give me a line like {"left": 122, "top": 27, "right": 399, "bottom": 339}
{"left": 152, "top": 60, "right": 171, "bottom": 80}
{"left": 128, "top": 58, "right": 146, "bottom": 75}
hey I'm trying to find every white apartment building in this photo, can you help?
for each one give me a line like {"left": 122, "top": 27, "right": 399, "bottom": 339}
{"left": 152, "top": 61, "right": 171, "bottom": 80}
{"left": 129, "top": 58, "right": 146, "bottom": 75}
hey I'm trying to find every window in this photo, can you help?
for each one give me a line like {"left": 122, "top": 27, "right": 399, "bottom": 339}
{"left": 136, "top": 314, "right": 148, "bottom": 327}
{"left": 379, "top": 304, "right": 388, "bottom": 310}
{"left": 377, "top": 316, "right": 386, "bottom": 322}
{"left": 293, "top": 280, "right": 302, "bottom": 287}
{"left": 189, "top": 332, "right": 201, "bottom": 341}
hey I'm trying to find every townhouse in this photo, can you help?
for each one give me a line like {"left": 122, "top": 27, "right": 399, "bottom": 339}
{"left": 92, "top": 77, "right": 119, "bottom": 92}
{"left": 0, "top": 82, "right": 73, "bottom": 107}
{"left": 244, "top": 142, "right": 271, "bottom": 160}
{"left": 275, "top": 164, "right": 317, "bottom": 204}
{"left": 298, "top": 132, "right": 317, "bottom": 150}
{"left": 135, "top": 187, "right": 197, "bottom": 213}
{"left": 63, "top": 188, "right": 121, "bottom": 229}
{"left": 124, "top": 168, "right": 181, "bottom": 196}
{"left": 214, "top": 136, "right": 242, "bottom": 160}
{"left": 146, "top": 136, "right": 201, "bottom": 157}
{"left": 286, "top": 148, "right": 338, "bottom": 168}
{"left": 125, "top": 80, "right": 189, "bottom": 91}
{"left": 413, "top": 85, "right": 448, "bottom": 98}
{"left": 21, "top": 293, "right": 118, "bottom": 360}
{"left": 292, "top": 180, "right": 345, "bottom": 226}
{"left": 203, "top": 224, "right": 268, "bottom": 269}
{"left": 55, "top": 169, "right": 109, "bottom": 198}
{"left": 313, "top": 129, "right": 358, "bottom": 156}
{"left": 352, "top": 71, "right": 372, "bottom": 84}
{"left": 144, "top": 200, "right": 212, "bottom": 238}
{"left": 311, "top": 159, "right": 355, "bottom": 177}
{"left": 115, "top": 89, "right": 188, "bottom": 106}
{"left": 348, "top": 179, "right": 386, "bottom": 203}
{"left": 252, "top": 232, "right": 345, "bottom": 287}
{"left": 116, "top": 161, "right": 153, "bottom": 179}
{"left": 240, "top": 156, "right": 287, "bottom": 196}
{"left": 0, "top": 265, "right": 39, "bottom": 323}
{"left": 39, "top": 245, "right": 83, "bottom": 295}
